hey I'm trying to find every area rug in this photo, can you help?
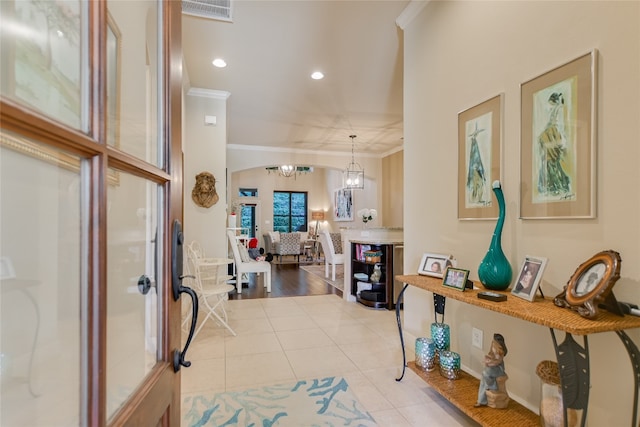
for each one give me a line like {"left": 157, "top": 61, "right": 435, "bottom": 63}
{"left": 300, "top": 264, "right": 344, "bottom": 291}
{"left": 182, "top": 376, "right": 378, "bottom": 427}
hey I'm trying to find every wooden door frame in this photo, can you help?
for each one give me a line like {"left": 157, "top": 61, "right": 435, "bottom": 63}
{"left": 103, "top": 1, "right": 183, "bottom": 425}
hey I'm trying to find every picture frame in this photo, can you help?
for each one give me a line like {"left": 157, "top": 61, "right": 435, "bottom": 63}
{"left": 520, "top": 50, "right": 597, "bottom": 219}
{"left": 442, "top": 267, "right": 470, "bottom": 292}
{"left": 417, "top": 253, "right": 456, "bottom": 278}
{"left": 511, "top": 255, "right": 548, "bottom": 301}
{"left": 554, "top": 250, "right": 622, "bottom": 319}
{"left": 333, "top": 188, "right": 353, "bottom": 221}
{"left": 458, "top": 94, "right": 503, "bottom": 220}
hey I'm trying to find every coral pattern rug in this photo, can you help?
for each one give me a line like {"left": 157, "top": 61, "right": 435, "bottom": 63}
{"left": 182, "top": 376, "right": 377, "bottom": 427}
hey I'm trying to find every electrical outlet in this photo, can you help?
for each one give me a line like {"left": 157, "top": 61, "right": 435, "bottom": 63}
{"left": 472, "top": 327, "right": 483, "bottom": 349}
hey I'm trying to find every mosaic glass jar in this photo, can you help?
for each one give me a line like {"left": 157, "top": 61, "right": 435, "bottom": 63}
{"left": 430, "top": 322, "right": 450, "bottom": 361}
{"left": 439, "top": 351, "right": 461, "bottom": 380}
{"left": 415, "top": 337, "right": 437, "bottom": 372}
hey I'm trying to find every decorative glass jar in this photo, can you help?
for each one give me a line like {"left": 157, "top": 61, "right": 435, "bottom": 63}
{"left": 415, "top": 337, "right": 436, "bottom": 371}
{"left": 439, "top": 351, "right": 461, "bottom": 380}
{"left": 536, "top": 360, "right": 579, "bottom": 427}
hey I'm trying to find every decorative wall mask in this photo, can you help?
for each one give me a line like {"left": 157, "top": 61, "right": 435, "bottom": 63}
{"left": 192, "top": 172, "right": 219, "bottom": 208}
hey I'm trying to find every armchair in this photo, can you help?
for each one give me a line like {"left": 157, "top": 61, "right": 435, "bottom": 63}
{"left": 318, "top": 230, "right": 344, "bottom": 281}
{"left": 274, "top": 232, "right": 303, "bottom": 263}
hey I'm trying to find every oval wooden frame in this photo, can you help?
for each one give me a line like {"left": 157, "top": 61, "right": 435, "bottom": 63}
{"left": 554, "top": 250, "right": 621, "bottom": 319}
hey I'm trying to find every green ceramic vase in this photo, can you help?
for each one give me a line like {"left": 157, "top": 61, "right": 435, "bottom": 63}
{"left": 478, "top": 181, "right": 512, "bottom": 290}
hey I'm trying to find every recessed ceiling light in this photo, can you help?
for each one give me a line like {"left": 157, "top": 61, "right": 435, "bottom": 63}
{"left": 212, "top": 58, "right": 227, "bottom": 68}
{"left": 311, "top": 71, "right": 324, "bottom": 80}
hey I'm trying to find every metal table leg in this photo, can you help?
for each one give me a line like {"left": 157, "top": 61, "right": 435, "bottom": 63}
{"left": 550, "top": 330, "right": 589, "bottom": 427}
{"left": 395, "top": 283, "right": 409, "bottom": 381}
{"left": 615, "top": 330, "right": 640, "bottom": 427}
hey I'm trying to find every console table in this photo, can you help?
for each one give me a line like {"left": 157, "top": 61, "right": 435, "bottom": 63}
{"left": 395, "top": 274, "right": 640, "bottom": 427}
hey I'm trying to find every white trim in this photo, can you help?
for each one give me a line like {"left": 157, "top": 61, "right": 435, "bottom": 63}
{"left": 187, "top": 87, "right": 231, "bottom": 100}
{"left": 396, "top": 0, "right": 430, "bottom": 30}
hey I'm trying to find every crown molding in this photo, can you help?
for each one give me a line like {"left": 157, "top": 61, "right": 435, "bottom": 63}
{"left": 187, "top": 87, "right": 231, "bottom": 100}
{"left": 396, "top": 0, "right": 430, "bottom": 30}
{"left": 227, "top": 143, "right": 382, "bottom": 159}
{"left": 381, "top": 144, "right": 404, "bottom": 158}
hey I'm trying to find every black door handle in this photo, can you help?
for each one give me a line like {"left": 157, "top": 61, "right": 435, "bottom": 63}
{"left": 171, "top": 220, "right": 199, "bottom": 372}
{"left": 173, "top": 274, "right": 197, "bottom": 372}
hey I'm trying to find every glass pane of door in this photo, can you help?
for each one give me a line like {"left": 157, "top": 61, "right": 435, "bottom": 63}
{"left": 0, "top": 131, "right": 81, "bottom": 426}
{"left": 106, "top": 1, "right": 162, "bottom": 167}
{"left": 0, "top": 0, "right": 88, "bottom": 131}
{"left": 106, "top": 169, "right": 162, "bottom": 419}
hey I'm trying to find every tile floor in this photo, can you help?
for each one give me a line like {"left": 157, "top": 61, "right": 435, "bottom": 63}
{"left": 181, "top": 294, "right": 479, "bottom": 426}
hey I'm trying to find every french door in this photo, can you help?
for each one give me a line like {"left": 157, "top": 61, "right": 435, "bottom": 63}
{"left": 0, "top": 1, "right": 184, "bottom": 425}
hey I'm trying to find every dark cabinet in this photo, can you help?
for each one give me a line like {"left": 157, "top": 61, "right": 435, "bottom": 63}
{"left": 352, "top": 242, "right": 395, "bottom": 309}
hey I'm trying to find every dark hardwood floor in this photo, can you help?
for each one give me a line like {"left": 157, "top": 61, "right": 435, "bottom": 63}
{"left": 228, "top": 263, "right": 342, "bottom": 300}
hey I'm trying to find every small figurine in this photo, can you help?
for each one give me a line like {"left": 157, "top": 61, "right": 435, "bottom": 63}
{"left": 475, "top": 333, "right": 509, "bottom": 409}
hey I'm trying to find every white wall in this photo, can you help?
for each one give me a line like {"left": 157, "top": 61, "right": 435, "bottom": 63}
{"left": 183, "top": 89, "right": 229, "bottom": 258}
{"left": 402, "top": 1, "right": 640, "bottom": 425}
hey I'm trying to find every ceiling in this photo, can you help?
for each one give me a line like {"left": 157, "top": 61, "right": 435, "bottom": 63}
{"left": 181, "top": 0, "right": 409, "bottom": 156}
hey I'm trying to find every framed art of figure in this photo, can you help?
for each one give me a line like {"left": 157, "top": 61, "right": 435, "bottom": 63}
{"left": 418, "top": 253, "right": 456, "bottom": 278}
{"left": 333, "top": 188, "right": 353, "bottom": 221}
{"left": 511, "top": 256, "right": 548, "bottom": 301}
{"left": 458, "top": 94, "right": 503, "bottom": 220}
{"left": 554, "top": 250, "right": 622, "bottom": 319}
{"left": 520, "top": 50, "right": 597, "bottom": 219}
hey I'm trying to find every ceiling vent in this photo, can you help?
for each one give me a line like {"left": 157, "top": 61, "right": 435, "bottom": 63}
{"left": 182, "top": 0, "right": 232, "bottom": 22}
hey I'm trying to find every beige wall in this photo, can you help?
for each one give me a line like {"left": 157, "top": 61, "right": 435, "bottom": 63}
{"left": 183, "top": 89, "right": 229, "bottom": 258}
{"left": 382, "top": 150, "right": 403, "bottom": 227}
{"left": 230, "top": 166, "right": 381, "bottom": 248}
{"left": 402, "top": 1, "right": 640, "bottom": 424}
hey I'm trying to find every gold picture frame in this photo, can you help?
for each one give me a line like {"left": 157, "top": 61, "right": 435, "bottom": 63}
{"left": 458, "top": 94, "right": 503, "bottom": 220}
{"left": 520, "top": 50, "right": 597, "bottom": 219}
{"left": 554, "top": 250, "right": 622, "bottom": 319}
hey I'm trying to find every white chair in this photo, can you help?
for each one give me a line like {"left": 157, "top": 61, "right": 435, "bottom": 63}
{"left": 227, "top": 230, "right": 272, "bottom": 294}
{"left": 185, "top": 242, "right": 236, "bottom": 337}
{"left": 318, "top": 230, "right": 344, "bottom": 281}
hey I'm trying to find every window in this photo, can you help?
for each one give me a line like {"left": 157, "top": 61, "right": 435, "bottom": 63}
{"left": 273, "top": 191, "right": 307, "bottom": 232}
{"left": 239, "top": 188, "right": 258, "bottom": 197}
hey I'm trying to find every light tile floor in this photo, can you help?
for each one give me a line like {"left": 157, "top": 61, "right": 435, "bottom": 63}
{"left": 181, "top": 294, "right": 479, "bottom": 426}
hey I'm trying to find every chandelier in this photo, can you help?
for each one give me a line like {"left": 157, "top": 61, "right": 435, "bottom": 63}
{"left": 279, "top": 165, "right": 296, "bottom": 177}
{"left": 343, "top": 135, "right": 364, "bottom": 189}
{"left": 266, "top": 165, "right": 313, "bottom": 179}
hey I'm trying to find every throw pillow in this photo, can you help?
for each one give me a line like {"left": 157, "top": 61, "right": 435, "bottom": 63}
{"left": 330, "top": 232, "right": 343, "bottom": 254}
{"left": 238, "top": 244, "right": 251, "bottom": 262}
{"left": 268, "top": 231, "right": 280, "bottom": 243}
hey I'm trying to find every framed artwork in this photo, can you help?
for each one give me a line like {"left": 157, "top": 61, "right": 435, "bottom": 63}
{"left": 333, "top": 188, "right": 353, "bottom": 221}
{"left": 554, "top": 250, "right": 622, "bottom": 319}
{"left": 442, "top": 267, "right": 470, "bottom": 292}
{"left": 520, "top": 50, "right": 597, "bottom": 219}
{"left": 458, "top": 94, "right": 503, "bottom": 220}
{"left": 511, "top": 255, "right": 548, "bottom": 301}
{"left": 417, "top": 253, "right": 456, "bottom": 278}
